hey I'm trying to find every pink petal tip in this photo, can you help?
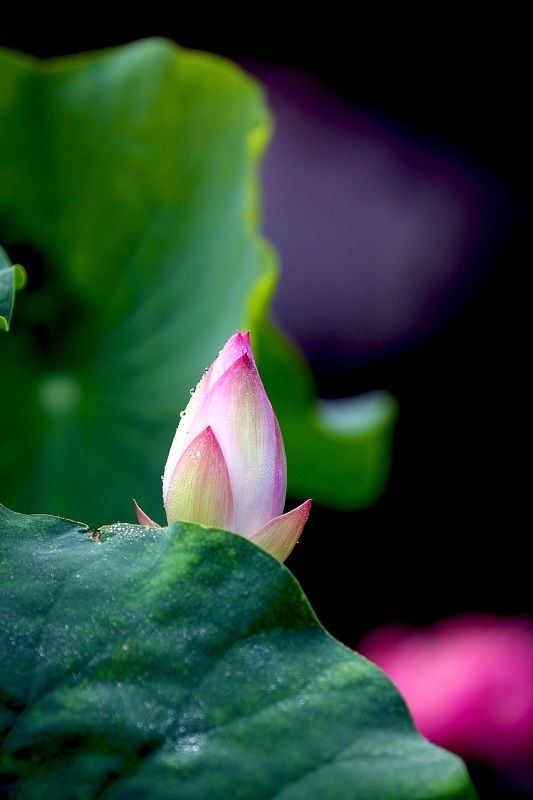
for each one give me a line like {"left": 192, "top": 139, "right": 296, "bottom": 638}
{"left": 249, "top": 499, "right": 312, "bottom": 562}
{"left": 133, "top": 499, "right": 161, "bottom": 528}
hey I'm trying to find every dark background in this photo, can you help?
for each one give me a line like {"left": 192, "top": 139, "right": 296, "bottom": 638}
{"left": 2, "top": 9, "right": 530, "bottom": 798}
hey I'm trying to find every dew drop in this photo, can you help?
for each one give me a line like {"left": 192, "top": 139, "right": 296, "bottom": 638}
{"left": 189, "top": 387, "right": 195, "bottom": 395}
{"left": 180, "top": 410, "right": 186, "bottom": 418}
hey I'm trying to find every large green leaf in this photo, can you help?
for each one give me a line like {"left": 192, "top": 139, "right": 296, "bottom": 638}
{"left": 0, "top": 504, "right": 476, "bottom": 799}
{"left": 0, "top": 245, "right": 26, "bottom": 332}
{"left": 0, "top": 39, "right": 396, "bottom": 525}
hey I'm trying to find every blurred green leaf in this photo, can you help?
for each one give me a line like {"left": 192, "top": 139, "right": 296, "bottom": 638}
{"left": 0, "top": 246, "right": 26, "bottom": 332}
{"left": 0, "top": 39, "right": 396, "bottom": 525}
{"left": 0, "top": 504, "right": 476, "bottom": 799}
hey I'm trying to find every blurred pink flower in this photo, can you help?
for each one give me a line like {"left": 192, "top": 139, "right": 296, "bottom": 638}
{"left": 357, "top": 614, "right": 533, "bottom": 771}
{"left": 135, "top": 331, "right": 310, "bottom": 562}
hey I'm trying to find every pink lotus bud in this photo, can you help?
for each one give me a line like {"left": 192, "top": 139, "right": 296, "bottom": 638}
{"left": 136, "top": 332, "right": 311, "bottom": 561}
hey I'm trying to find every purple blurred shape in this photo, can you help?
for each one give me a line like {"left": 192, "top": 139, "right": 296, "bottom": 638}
{"left": 249, "top": 65, "right": 513, "bottom": 369}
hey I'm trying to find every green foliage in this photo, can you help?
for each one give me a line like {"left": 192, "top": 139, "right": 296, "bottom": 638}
{"left": 0, "top": 39, "right": 396, "bottom": 524}
{"left": 0, "top": 504, "right": 476, "bottom": 799}
{"left": 0, "top": 245, "right": 26, "bottom": 332}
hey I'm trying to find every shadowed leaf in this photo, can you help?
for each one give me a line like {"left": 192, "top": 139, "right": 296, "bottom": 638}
{"left": 0, "top": 504, "right": 476, "bottom": 799}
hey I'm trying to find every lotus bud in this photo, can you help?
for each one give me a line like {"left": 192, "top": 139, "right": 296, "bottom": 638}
{"left": 135, "top": 332, "right": 310, "bottom": 561}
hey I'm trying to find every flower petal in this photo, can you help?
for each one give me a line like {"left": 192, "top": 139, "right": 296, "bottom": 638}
{"left": 208, "top": 331, "right": 255, "bottom": 387}
{"left": 272, "top": 415, "right": 288, "bottom": 520}
{"left": 133, "top": 500, "right": 161, "bottom": 528}
{"left": 249, "top": 499, "right": 311, "bottom": 562}
{"left": 184, "top": 353, "right": 286, "bottom": 535}
{"left": 162, "top": 332, "right": 252, "bottom": 503}
{"left": 165, "top": 426, "right": 234, "bottom": 530}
